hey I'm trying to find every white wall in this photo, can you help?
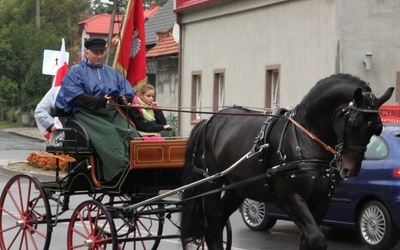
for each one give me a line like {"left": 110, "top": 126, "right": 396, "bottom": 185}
{"left": 336, "top": 0, "right": 400, "bottom": 97}
{"left": 177, "top": 0, "right": 400, "bottom": 136}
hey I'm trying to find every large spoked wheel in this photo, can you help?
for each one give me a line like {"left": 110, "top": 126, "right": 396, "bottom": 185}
{"left": 182, "top": 220, "right": 232, "bottom": 250}
{"left": 68, "top": 200, "right": 117, "bottom": 250}
{"left": 0, "top": 174, "right": 52, "bottom": 250}
{"left": 112, "top": 202, "right": 164, "bottom": 250}
{"left": 358, "top": 200, "right": 400, "bottom": 250}
{"left": 240, "top": 198, "right": 277, "bottom": 231}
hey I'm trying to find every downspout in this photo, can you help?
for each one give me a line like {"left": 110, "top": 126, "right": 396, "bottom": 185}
{"left": 176, "top": 12, "right": 183, "bottom": 136}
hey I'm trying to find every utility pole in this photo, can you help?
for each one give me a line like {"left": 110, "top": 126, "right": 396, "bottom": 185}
{"left": 36, "top": 0, "right": 40, "bottom": 28}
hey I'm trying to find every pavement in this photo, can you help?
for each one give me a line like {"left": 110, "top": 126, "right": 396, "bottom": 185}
{"left": 1, "top": 126, "right": 45, "bottom": 142}
{"left": 0, "top": 126, "right": 59, "bottom": 181}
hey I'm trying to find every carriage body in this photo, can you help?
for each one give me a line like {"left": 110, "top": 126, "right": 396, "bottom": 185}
{"left": 43, "top": 115, "right": 187, "bottom": 194}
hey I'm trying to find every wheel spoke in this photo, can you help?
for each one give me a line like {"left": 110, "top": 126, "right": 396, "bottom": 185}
{"left": 0, "top": 175, "right": 52, "bottom": 250}
{"left": 68, "top": 200, "right": 116, "bottom": 250}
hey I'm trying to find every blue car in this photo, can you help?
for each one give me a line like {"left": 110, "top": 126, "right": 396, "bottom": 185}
{"left": 240, "top": 124, "right": 400, "bottom": 249}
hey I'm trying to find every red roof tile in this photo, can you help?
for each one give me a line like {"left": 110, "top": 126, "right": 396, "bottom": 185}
{"left": 146, "top": 30, "right": 179, "bottom": 57}
{"left": 78, "top": 14, "right": 123, "bottom": 37}
{"left": 78, "top": 7, "right": 158, "bottom": 38}
{"left": 145, "top": 3, "right": 161, "bottom": 20}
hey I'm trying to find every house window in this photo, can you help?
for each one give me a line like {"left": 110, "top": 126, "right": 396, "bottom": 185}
{"left": 191, "top": 71, "right": 202, "bottom": 122}
{"left": 213, "top": 69, "right": 225, "bottom": 112}
{"left": 265, "top": 65, "right": 280, "bottom": 109}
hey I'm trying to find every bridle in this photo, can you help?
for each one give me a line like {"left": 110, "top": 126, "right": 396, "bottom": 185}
{"left": 331, "top": 96, "right": 381, "bottom": 166}
{"left": 287, "top": 96, "right": 381, "bottom": 164}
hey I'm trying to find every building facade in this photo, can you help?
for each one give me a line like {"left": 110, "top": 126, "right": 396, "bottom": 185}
{"left": 174, "top": 0, "right": 400, "bottom": 136}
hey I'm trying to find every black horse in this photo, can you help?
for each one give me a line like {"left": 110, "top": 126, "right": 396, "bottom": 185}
{"left": 180, "top": 74, "right": 394, "bottom": 250}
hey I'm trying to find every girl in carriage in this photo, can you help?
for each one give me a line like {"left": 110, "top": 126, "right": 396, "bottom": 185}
{"left": 129, "top": 84, "right": 172, "bottom": 140}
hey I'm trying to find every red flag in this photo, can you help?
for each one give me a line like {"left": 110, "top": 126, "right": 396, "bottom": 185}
{"left": 114, "top": 0, "right": 147, "bottom": 91}
{"left": 52, "top": 38, "right": 69, "bottom": 88}
{"left": 37, "top": 38, "right": 68, "bottom": 140}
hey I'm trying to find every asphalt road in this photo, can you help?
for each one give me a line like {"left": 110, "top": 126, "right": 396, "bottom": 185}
{"left": 0, "top": 129, "right": 46, "bottom": 166}
{"left": 0, "top": 130, "right": 393, "bottom": 249}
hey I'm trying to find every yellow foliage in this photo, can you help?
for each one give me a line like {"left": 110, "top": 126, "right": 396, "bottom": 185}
{"left": 26, "top": 152, "right": 68, "bottom": 172}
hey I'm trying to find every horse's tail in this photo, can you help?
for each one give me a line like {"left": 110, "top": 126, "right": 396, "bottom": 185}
{"left": 180, "top": 119, "right": 208, "bottom": 242}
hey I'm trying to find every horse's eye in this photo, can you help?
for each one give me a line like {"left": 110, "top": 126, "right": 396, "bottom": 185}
{"left": 351, "top": 114, "right": 362, "bottom": 130}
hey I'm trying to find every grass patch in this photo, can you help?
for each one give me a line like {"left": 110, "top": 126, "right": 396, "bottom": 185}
{"left": 0, "top": 121, "right": 20, "bottom": 127}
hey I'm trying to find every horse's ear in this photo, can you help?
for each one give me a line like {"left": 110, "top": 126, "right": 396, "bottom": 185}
{"left": 377, "top": 87, "right": 394, "bottom": 107}
{"left": 353, "top": 88, "right": 363, "bottom": 106}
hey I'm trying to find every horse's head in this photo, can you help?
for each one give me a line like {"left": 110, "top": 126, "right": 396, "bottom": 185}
{"left": 332, "top": 87, "right": 394, "bottom": 179}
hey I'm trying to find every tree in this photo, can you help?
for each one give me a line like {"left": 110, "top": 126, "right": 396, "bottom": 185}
{"left": 0, "top": 0, "right": 169, "bottom": 122}
{"left": 143, "top": 0, "right": 168, "bottom": 8}
{"left": 0, "top": 0, "right": 90, "bottom": 120}
{"left": 88, "top": 0, "right": 168, "bottom": 15}
{"left": 89, "top": 0, "right": 128, "bottom": 15}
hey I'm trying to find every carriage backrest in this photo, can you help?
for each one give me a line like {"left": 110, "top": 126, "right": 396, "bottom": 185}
{"left": 63, "top": 118, "right": 92, "bottom": 148}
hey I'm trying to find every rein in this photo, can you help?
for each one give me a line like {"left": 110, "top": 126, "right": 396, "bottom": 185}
{"left": 112, "top": 103, "right": 338, "bottom": 156}
{"left": 111, "top": 103, "right": 281, "bottom": 117}
{"left": 112, "top": 100, "right": 380, "bottom": 158}
{"left": 287, "top": 116, "right": 337, "bottom": 155}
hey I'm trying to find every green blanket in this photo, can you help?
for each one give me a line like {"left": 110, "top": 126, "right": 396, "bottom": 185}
{"left": 74, "top": 106, "right": 139, "bottom": 181}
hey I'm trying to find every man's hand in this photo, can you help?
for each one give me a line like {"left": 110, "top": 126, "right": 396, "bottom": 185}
{"left": 104, "top": 94, "right": 111, "bottom": 107}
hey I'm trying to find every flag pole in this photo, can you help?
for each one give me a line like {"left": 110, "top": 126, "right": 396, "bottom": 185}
{"left": 105, "top": 0, "right": 117, "bottom": 65}
{"left": 113, "top": 0, "right": 134, "bottom": 69}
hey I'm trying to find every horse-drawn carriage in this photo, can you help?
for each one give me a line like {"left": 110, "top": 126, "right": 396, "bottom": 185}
{"left": 0, "top": 74, "right": 395, "bottom": 250}
{"left": 0, "top": 111, "right": 203, "bottom": 249}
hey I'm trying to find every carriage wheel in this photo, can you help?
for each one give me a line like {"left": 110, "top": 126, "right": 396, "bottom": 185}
{"left": 112, "top": 202, "right": 164, "bottom": 250}
{"left": 67, "top": 200, "right": 117, "bottom": 250}
{"left": 0, "top": 174, "right": 52, "bottom": 250}
{"left": 182, "top": 219, "right": 232, "bottom": 250}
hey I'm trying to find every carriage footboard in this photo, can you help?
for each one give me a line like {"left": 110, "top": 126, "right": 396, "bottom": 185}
{"left": 129, "top": 139, "right": 187, "bottom": 169}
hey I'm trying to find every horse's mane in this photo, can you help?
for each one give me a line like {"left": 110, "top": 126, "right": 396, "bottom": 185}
{"left": 218, "top": 105, "right": 263, "bottom": 114}
{"left": 314, "top": 73, "right": 371, "bottom": 92}
{"left": 299, "top": 74, "right": 371, "bottom": 108}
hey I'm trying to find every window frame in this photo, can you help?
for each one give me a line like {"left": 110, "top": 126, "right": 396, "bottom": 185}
{"left": 191, "top": 71, "right": 202, "bottom": 123}
{"left": 265, "top": 65, "right": 281, "bottom": 109}
{"left": 213, "top": 69, "right": 225, "bottom": 112}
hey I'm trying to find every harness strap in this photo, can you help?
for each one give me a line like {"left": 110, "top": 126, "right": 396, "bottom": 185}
{"left": 276, "top": 118, "right": 291, "bottom": 162}
{"left": 177, "top": 172, "right": 269, "bottom": 204}
{"left": 287, "top": 117, "right": 337, "bottom": 155}
{"left": 291, "top": 118, "right": 304, "bottom": 160}
{"left": 180, "top": 160, "right": 338, "bottom": 205}
{"left": 267, "top": 159, "right": 332, "bottom": 177}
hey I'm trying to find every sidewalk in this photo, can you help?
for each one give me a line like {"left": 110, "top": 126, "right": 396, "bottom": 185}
{"left": 0, "top": 126, "right": 57, "bottom": 181}
{"left": 0, "top": 126, "right": 45, "bottom": 141}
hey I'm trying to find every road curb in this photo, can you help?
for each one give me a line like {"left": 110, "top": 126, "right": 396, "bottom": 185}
{"left": 0, "top": 164, "right": 60, "bottom": 182}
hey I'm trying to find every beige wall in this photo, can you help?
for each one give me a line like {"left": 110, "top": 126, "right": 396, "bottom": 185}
{"left": 177, "top": 0, "right": 400, "bottom": 136}
{"left": 336, "top": 0, "right": 400, "bottom": 96}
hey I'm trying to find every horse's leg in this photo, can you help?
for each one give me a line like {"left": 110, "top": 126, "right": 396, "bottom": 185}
{"left": 203, "top": 188, "right": 242, "bottom": 250}
{"left": 280, "top": 195, "right": 327, "bottom": 250}
{"left": 301, "top": 197, "right": 332, "bottom": 249}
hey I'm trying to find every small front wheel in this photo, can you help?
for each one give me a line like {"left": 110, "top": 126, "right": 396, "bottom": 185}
{"left": 358, "top": 200, "right": 399, "bottom": 249}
